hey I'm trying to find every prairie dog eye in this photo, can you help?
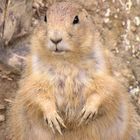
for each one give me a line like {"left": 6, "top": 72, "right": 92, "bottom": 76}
{"left": 73, "top": 15, "right": 79, "bottom": 24}
{"left": 44, "top": 15, "right": 47, "bottom": 22}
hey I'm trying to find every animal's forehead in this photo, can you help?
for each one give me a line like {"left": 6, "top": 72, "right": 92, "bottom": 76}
{"left": 47, "top": 2, "right": 81, "bottom": 22}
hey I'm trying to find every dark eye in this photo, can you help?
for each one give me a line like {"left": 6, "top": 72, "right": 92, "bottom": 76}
{"left": 44, "top": 15, "right": 47, "bottom": 22}
{"left": 73, "top": 15, "right": 79, "bottom": 24}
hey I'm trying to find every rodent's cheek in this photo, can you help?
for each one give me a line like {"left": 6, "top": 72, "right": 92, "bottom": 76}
{"left": 47, "top": 40, "right": 56, "bottom": 51}
{"left": 58, "top": 41, "right": 72, "bottom": 51}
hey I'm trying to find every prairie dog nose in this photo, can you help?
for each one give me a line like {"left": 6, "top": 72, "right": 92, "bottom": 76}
{"left": 50, "top": 38, "right": 62, "bottom": 45}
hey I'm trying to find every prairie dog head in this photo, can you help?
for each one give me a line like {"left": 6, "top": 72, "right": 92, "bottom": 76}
{"left": 32, "top": 2, "right": 97, "bottom": 63}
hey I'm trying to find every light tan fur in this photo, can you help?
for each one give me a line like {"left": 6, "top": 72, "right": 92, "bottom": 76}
{"left": 9, "top": 2, "right": 139, "bottom": 140}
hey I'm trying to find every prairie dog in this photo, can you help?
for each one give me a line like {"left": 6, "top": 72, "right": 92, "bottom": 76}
{"left": 9, "top": 2, "right": 139, "bottom": 140}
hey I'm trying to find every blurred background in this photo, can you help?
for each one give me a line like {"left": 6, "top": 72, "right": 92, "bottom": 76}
{"left": 0, "top": 0, "right": 140, "bottom": 139}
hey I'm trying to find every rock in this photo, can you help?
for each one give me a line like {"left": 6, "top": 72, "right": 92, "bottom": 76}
{"left": 0, "top": 115, "right": 5, "bottom": 122}
{"left": 0, "top": 104, "right": 5, "bottom": 110}
{"left": 0, "top": 0, "right": 33, "bottom": 45}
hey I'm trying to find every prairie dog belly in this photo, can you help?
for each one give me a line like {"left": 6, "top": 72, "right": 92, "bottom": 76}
{"left": 53, "top": 70, "right": 90, "bottom": 121}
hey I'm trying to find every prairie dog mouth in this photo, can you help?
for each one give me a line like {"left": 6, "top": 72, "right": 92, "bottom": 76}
{"left": 51, "top": 47, "right": 71, "bottom": 55}
{"left": 52, "top": 49, "right": 66, "bottom": 55}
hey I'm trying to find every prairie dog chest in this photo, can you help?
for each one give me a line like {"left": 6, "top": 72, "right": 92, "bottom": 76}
{"left": 52, "top": 67, "right": 90, "bottom": 111}
{"left": 32, "top": 55, "right": 92, "bottom": 110}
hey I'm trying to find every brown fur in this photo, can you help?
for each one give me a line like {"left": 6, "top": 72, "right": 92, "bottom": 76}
{"left": 9, "top": 2, "right": 139, "bottom": 140}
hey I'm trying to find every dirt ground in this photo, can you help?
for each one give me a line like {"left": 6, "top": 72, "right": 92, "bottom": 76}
{"left": 0, "top": 0, "right": 140, "bottom": 140}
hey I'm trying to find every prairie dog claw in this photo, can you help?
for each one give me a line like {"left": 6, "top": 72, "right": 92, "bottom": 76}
{"left": 44, "top": 111, "right": 66, "bottom": 134}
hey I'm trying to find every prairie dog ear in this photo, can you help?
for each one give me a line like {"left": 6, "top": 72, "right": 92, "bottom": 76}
{"left": 81, "top": 9, "right": 91, "bottom": 20}
{"left": 82, "top": 9, "right": 89, "bottom": 17}
{"left": 82, "top": 9, "right": 88, "bottom": 14}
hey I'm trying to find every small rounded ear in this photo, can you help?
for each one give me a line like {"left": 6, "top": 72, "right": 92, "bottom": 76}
{"left": 82, "top": 9, "right": 89, "bottom": 18}
{"left": 81, "top": 9, "right": 92, "bottom": 23}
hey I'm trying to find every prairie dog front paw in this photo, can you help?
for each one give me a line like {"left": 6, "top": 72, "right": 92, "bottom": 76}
{"left": 79, "top": 94, "right": 101, "bottom": 125}
{"left": 42, "top": 101, "right": 66, "bottom": 135}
